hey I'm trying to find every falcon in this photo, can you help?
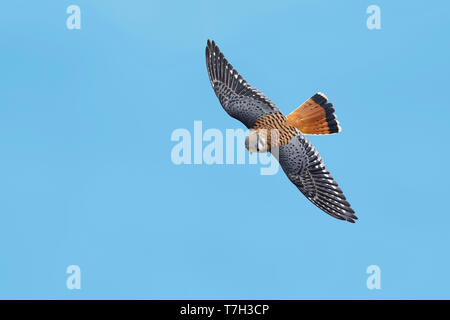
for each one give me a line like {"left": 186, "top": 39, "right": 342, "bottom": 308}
{"left": 205, "top": 40, "right": 357, "bottom": 223}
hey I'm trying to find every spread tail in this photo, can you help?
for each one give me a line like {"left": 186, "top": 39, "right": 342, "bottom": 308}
{"left": 286, "top": 93, "right": 341, "bottom": 135}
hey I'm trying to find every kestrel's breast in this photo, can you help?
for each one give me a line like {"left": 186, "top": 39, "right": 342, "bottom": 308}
{"left": 252, "top": 112, "right": 298, "bottom": 146}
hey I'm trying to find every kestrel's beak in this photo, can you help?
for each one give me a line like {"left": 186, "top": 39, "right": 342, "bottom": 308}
{"left": 245, "top": 134, "right": 258, "bottom": 153}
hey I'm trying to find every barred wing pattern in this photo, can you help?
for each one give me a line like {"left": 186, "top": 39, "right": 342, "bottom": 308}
{"left": 205, "top": 40, "right": 280, "bottom": 128}
{"left": 278, "top": 133, "right": 357, "bottom": 222}
{"left": 206, "top": 40, "right": 356, "bottom": 223}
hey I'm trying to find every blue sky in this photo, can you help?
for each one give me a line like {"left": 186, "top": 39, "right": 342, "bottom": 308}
{"left": 1, "top": 0, "right": 449, "bottom": 299}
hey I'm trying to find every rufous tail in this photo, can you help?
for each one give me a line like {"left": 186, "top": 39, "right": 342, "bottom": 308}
{"left": 286, "top": 93, "right": 341, "bottom": 135}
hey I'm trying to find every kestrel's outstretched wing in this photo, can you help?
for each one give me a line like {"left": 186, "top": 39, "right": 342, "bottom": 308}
{"left": 278, "top": 132, "right": 357, "bottom": 223}
{"left": 206, "top": 40, "right": 356, "bottom": 223}
{"left": 205, "top": 40, "right": 280, "bottom": 128}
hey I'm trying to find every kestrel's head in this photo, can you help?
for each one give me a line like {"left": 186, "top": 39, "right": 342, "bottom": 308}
{"left": 245, "top": 129, "right": 269, "bottom": 153}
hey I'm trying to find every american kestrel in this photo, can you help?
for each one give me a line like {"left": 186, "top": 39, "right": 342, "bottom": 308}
{"left": 205, "top": 40, "right": 357, "bottom": 223}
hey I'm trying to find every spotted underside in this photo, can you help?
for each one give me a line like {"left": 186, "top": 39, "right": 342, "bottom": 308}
{"left": 251, "top": 112, "right": 297, "bottom": 149}
{"left": 205, "top": 40, "right": 357, "bottom": 223}
{"left": 253, "top": 113, "right": 356, "bottom": 222}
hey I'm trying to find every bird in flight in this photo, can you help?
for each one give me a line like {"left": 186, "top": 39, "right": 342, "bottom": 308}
{"left": 205, "top": 40, "right": 357, "bottom": 223}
